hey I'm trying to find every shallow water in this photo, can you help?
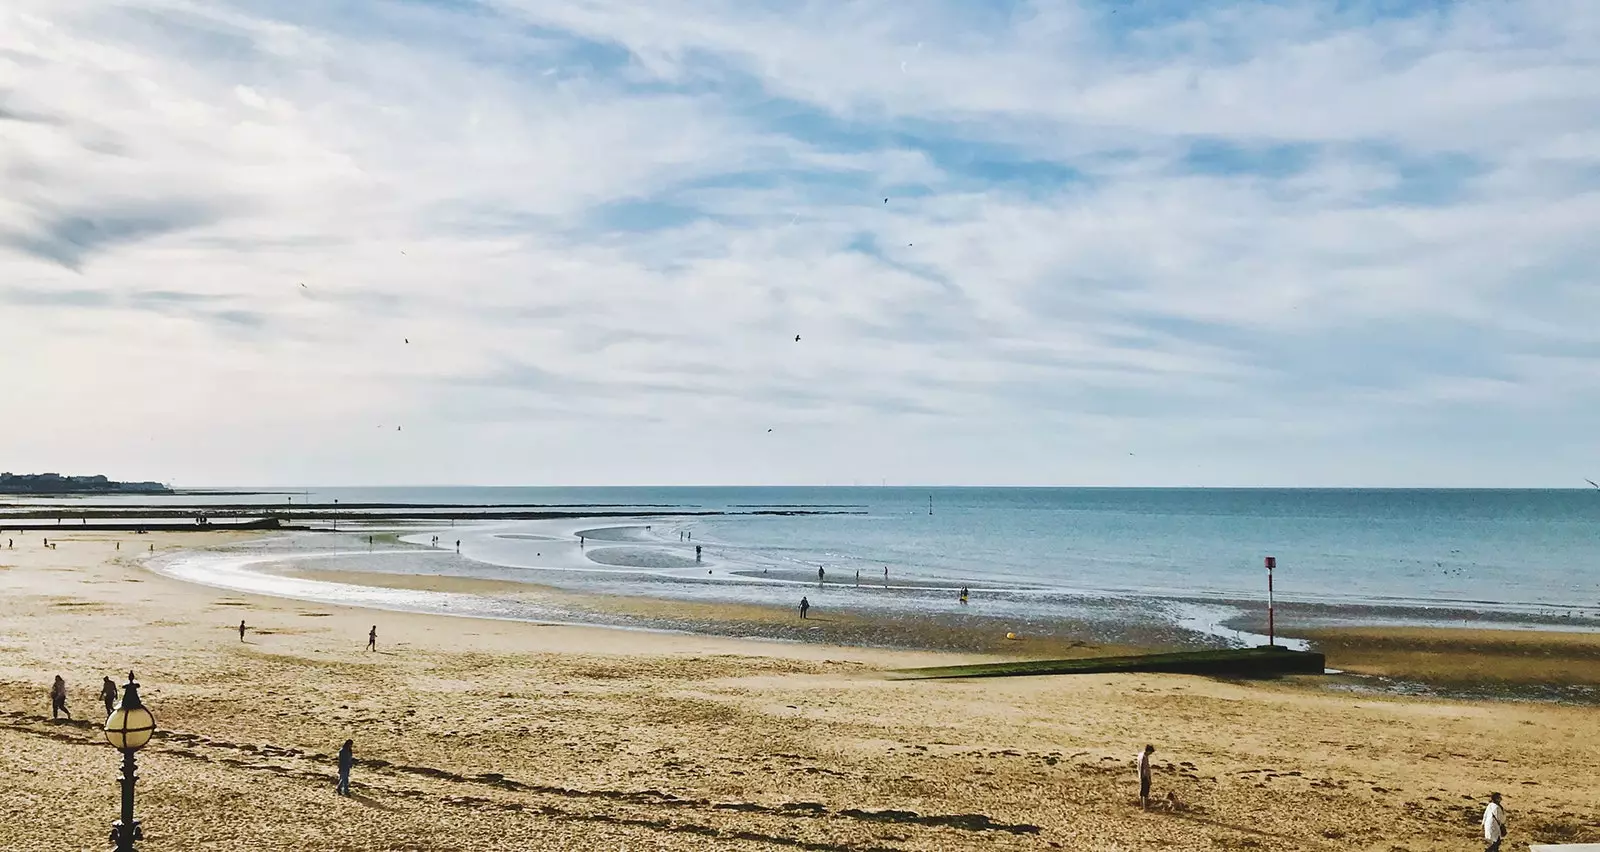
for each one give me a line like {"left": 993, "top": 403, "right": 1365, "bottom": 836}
{"left": 123, "top": 486, "right": 1600, "bottom": 647}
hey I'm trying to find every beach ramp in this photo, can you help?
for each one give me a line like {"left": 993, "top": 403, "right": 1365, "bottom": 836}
{"left": 888, "top": 647, "right": 1326, "bottom": 680}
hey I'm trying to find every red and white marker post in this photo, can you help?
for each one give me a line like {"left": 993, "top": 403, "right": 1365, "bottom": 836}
{"left": 1264, "top": 556, "right": 1276, "bottom": 648}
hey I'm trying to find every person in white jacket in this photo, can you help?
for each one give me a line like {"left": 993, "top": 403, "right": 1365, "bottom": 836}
{"left": 1482, "top": 792, "right": 1507, "bottom": 852}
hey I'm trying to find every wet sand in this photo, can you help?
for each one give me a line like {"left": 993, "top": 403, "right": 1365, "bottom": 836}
{"left": 1306, "top": 626, "right": 1600, "bottom": 697}
{"left": 2, "top": 532, "right": 1598, "bottom": 851}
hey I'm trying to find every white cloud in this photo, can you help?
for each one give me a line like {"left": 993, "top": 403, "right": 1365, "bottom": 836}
{"left": 0, "top": 0, "right": 1597, "bottom": 486}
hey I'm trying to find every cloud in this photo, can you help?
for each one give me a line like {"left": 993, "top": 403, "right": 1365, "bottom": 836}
{"left": 1, "top": 201, "right": 227, "bottom": 269}
{"left": 0, "top": 0, "right": 1597, "bottom": 486}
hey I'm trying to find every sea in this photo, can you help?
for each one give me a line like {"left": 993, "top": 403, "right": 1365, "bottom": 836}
{"left": 92, "top": 486, "right": 1600, "bottom": 648}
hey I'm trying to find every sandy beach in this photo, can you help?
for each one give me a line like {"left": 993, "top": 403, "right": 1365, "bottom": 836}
{"left": 2, "top": 532, "right": 1597, "bottom": 851}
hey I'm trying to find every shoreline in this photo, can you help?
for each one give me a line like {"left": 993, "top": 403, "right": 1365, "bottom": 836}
{"left": 161, "top": 535, "right": 1600, "bottom": 703}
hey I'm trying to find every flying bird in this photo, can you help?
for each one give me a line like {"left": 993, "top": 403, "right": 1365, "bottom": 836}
{"left": 1587, "top": 478, "right": 1599, "bottom": 489}
{"left": 767, "top": 428, "right": 773, "bottom": 433}
{"left": 883, "top": 197, "right": 888, "bottom": 203}
{"left": 299, "top": 282, "right": 307, "bottom": 288}
{"left": 794, "top": 335, "right": 801, "bottom": 342}
{"left": 404, "top": 338, "right": 409, "bottom": 344}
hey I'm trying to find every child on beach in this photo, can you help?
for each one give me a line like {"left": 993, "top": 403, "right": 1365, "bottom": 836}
{"left": 51, "top": 675, "right": 71, "bottom": 720}
{"left": 1138, "top": 744, "right": 1155, "bottom": 808}
{"left": 337, "top": 740, "right": 354, "bottom": 796}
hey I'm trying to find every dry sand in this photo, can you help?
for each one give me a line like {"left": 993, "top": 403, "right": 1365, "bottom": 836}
{"left": 1, "top": 532, "right": 1597, "bottom": 851}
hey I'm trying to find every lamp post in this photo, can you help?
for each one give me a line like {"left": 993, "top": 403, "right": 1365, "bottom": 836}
{"left": 1264, "top": 556, "right": 1276, "bottom": 648}
{"left": 104, "top": 671, "right": 156, "bottom": 851}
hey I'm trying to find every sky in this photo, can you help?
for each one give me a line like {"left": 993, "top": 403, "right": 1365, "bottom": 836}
{"left": 1, "top": 0, "right": 1598, "bottom": 488}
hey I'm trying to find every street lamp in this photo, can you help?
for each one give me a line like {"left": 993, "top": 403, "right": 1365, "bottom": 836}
{"left": 104, "top": 671, "right": 156, "bottom": 851}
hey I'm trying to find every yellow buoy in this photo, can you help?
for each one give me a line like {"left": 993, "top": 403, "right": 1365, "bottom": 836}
{"left": 1005, "top": 632, "right": 1017, "bottom": 640}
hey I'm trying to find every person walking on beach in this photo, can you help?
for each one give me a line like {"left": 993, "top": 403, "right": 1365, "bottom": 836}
{"left": 366, "top": 626, "right": 377, "bottom": 652}
{"left": 239, "top": 619, "right": 247, "bottom": 642}
{"left": 336, "top": 739, "right": 354, "bottom": 796}
{"left": 1137, "top": 744, "right": 1155, "bottom": 809}
{"left": 50, "top": 675, "right": 71, "bottom": 720}
{"left": 101, "top": 676, "right": 118, "bottom": 717}
{"left": 695, "top": 545, "right": 702, "bottom": 562}
{"left": 1483, "top": 793, "right": 1507, "bottom": 852}
{"left": 799, "top": 597, "right": 811, "bottom": 619}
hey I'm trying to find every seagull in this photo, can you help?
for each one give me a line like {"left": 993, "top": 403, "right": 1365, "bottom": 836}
{"left": 794, "top": 335, "right": 801, "bottom": 342}
{"left": 883, "top": 197, "right": 888, "bottom": 203}
{"left": 299, "top": 282, "right": 307, "bottom": 288}
{"left": 404, "top": 338, "right": 409, "bottom": 344}
{"left": 767, "top": 428, "right": 773, "bottom": 433}
{"left": 1587, "top": 478, "right": 1599, "bottom": 489}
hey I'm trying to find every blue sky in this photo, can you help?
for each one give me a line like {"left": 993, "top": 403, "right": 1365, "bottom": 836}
{"left": 1, "top": 0, "right": 1597, "bottom": 487}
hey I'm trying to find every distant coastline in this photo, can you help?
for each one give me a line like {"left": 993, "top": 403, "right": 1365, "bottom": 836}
{"left": 0, "top": 472, "right": 171, "bottom": 495}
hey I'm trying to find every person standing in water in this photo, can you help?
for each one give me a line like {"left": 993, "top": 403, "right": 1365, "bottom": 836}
{"left": 366, "top": 626, "right": 377, "bottom": 652}
{"left": 50, "top": 675, "right": 71, "bottom": 720}
{"left": 336, "top": 739, "right": 354, "bottom": 796}
{"left": 817, "top": 566, "right": 826, "bottom": 586}
{"left": 100, "top": 676, "right": 118, "bottom": 717}
{"left": 799, "top": 597, "right": 810, "bottom": 619}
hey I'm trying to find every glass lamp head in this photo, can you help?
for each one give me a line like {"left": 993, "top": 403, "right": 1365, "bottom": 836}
{"left": 104, "top": 671, "right": 156, "bottom": 752}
